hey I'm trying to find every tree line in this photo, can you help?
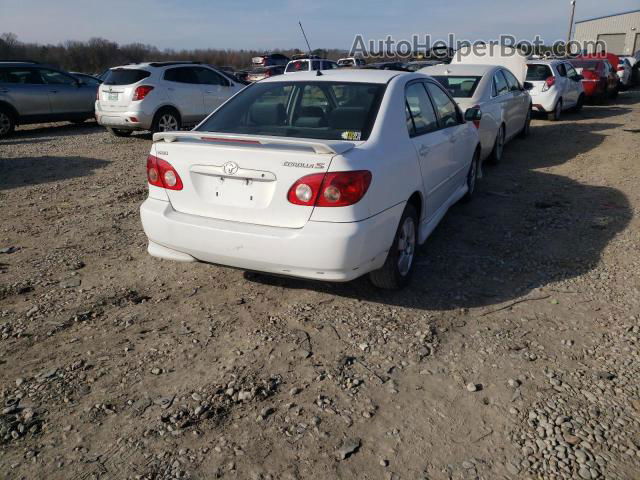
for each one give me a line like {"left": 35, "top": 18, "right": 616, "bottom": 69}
{"left": 0, "top": 33, "right": 349, "bottom": 74}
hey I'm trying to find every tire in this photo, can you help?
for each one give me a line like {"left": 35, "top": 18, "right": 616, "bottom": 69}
{"left": 462, "top": 149, "right": 480, "bottom": 203}
{"left": 487, "top": 125, "right": 505, "bottom": 164}
{"left": 548, "top": 99, "right": 562, "bottom": 121}
{"left": 610, "top": 85, "right": 619, "bottom": 99}
{"left": 518, "top": 108, "right": 531, "bottom": 138}
{"left": 71, "top": 118, "right": 88, "bottom": 124}
{"left": 0, "top": 107, "right": 16, "bottom": 139}
{"left": 152, "top": 108, "right": 181, "bottom": 133}
{"left": 369, "top": 204, "right": 418, "bottom": 290}
{"left": 107, "top": 127, "right": 133, "bottom": 137}
{"left": 572, "top": 94, "right": 584, "bottom": 113}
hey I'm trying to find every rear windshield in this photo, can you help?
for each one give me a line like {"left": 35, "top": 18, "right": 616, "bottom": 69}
{"left": 526, "top": 64, "right": 553, "bottom": 81}
{"left": 286, "top": 60, "right": 319, "bottom": 73}
{"left": 431, "top": 76, "right": 481, "bottom": 98}
{"left": 103, "top": 69, "right": 150, "bottom": 85}
{"left": 197, "top": 81, "right": 386, "bottom": 141}
{"left": 570, "top": 60, "right": 600, "bottom": 71}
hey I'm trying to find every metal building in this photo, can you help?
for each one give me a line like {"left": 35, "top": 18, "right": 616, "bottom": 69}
{"left": 573, "top": 9, "right": 640, "bottom": 56}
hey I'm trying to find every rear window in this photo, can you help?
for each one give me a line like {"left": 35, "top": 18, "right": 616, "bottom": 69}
{"left": 431, "top": 76, "right": 481, "bottom": 98}
{"left": 197, "top": 81, "right": 386, "bottom": 142}
{"left": 103, "top": 69, "right": 151, "bottom": 86}
{"left": 526, "top": 64, "right": 553, "bottom": 81}
{"left": 285, "top": 60, "right": 319, "bottom": 73}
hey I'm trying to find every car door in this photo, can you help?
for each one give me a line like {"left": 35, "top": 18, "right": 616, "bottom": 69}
{"left": 554, "top": 63, "right": 575, "bottom": 107}
{"left": 490, "top": 70, "right": 513, "bottom": 138}
{"left": 564, "top": 63, "right": 583, "bottom": 101}
{"left": 0, "top": 67, "right": 51, "bottom": 118}
{"left": 193, "top": 67, "right": 239, "bottom": 116}
{"left": 39, "top": 68, "right": 92, "bottom": 115}
{"left": 405, "top": 82, "right": 451, "bottom": 221}
{"left": 502, "top": 69, "right": 529, "bottom": 136}
{"left": 163, "top": 67, "right": 205, "bottom": 124}
{"left": 425, "top": 81, "right": 474, "bottom": 191}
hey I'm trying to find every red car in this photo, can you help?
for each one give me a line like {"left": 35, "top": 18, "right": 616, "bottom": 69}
{"left": 569, "top": 59, "right": 619, "bottom": 103}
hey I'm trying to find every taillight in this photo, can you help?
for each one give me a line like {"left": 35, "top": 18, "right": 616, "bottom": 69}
{"left": 146, "top": 155, "right": 183, "bottom": 190}
{"left": 542, "top": 76, "right": 555, "bottom": 92}
{"left": 287, "top": 171, "right": 372, "bottom": 207}
{"left": 133, "top": 85, "right": 154, "bottom": 101}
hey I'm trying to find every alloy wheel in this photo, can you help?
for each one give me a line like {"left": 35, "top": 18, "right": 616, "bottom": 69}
{"left": 0, "top": 112, "right": 11, "bottom": 135}
{"left": 158, "top": 114, "right": 178, "bottom": 132}
{"left": 397, "top": 217, "right": 416, "bottom": 277}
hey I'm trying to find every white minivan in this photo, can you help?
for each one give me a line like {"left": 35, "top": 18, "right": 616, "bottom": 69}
{"left": 140, "top": 70, "right": 481, "bottom": 289}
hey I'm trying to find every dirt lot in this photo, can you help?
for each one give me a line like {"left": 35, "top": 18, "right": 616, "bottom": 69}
{"left": 1, "top": 90, "right": 639, "bottom": 480}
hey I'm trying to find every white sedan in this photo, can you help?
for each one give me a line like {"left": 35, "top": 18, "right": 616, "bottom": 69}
{"left": 140, "top": 70, "right": 480, "bottom": 289}
{"left": 422, "top": 64, "right": 532, "bottom": 167}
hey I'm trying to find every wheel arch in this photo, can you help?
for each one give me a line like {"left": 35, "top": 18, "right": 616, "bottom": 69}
{"left": 407, "top": 191, "right": 423, "bottom": 224}
{"left": 0, "top": 101, "right": 19, "bottom": 123}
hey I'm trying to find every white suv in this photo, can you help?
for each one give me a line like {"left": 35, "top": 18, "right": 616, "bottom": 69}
{"left": 525, "top": 60, "right": 585, "bottom": 121}
{"left": 284, "top": 59, "right": 339, "bottom": 74}
{"left": 95, "top": 61, "right": 243, "bottom": 136}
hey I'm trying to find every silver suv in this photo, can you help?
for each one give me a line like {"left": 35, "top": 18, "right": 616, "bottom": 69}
{"left": 0, "top": 62, "right": 97, "bottom": 138}
{"left": 95, "top": 61, "right": 243, "bottom": 137}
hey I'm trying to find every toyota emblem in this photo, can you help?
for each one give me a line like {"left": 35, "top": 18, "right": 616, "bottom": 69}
{"left": 223, "top": 162, "right": 239, "bottom": 175}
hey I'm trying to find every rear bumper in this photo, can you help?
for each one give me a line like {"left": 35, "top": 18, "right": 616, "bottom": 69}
{"left": 140, "top": 198, "right": 402, "bottom": 282}
{"left": 529, "top": 91, "right": 558, "bottom": 113}
{"left": 95, "top": 102, "right": 153, "bottom": 130}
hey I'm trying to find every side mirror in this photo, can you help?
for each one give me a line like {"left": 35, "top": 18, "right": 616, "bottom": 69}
{"left": 464, "top": 107, "right": 482, "bottom": 123}
{"left": 523, "top": 81, "right": 534, "bottom": 91}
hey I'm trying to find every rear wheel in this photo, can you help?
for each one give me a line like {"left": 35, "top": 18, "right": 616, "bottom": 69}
{"left": 548, "top": 99, "right": 562, "bottom": 121}
{"left": 0, "top": 107, "right": 16, "bottom": 139}
{"left": 369, "top": 204, "right": 418, "bottom": 290}
{"left": 152, "top": 108, "right": 181, "bottom": 133}
{"left": 107, "top": 127, "right": 133, "bottom": 137}
{"left": 572, "top": 94, "right": 585, "bottom": 113}
{"left": 610, "top": 85, "right": 619, "bottom": 99}
{"left": 518, "top": 108, "right": 531, "bottom": 138}
{"left": 488, "top": 125, "right": 505, "bottom": 164}
{"left": 462, "top": 149, "right": 480, "bottom": 203}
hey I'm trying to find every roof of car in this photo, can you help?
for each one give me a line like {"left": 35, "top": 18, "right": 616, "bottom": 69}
{"left": 421, "top": 64, "right": 498, "bottom": 76}
{"left": 526, "top": 59, "right": 568, "bottom": 65}
{"left": 261, "top": 69, "right": 405, "bottom": 84}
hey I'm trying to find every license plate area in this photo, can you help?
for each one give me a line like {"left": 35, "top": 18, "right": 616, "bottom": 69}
{"left": 108, "top": 92, "right": 119, "bottom": 101}
{"left": 192, "top": 173, "right": 275, "bottom": 209}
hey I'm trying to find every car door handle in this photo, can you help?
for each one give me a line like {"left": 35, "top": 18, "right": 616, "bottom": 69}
{"left": 418, "top": 144, "right": 430, "bottom": 156}
{"left": 50, "top": 90, "right": 58, "bottom": 94}
{"left": 168, "top": 87, "right": 174, "bottom": 91}
{"left": 449, "top": 136, "right": 458, "bottom": 144}
{"left": 0, "top": 87, "right": 8, "bottom": 93}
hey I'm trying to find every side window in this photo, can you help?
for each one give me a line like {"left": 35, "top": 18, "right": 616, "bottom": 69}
{"left": 557, "top": 64, "right": 567, "bottom": 77}
{"left": 425, "top": 82, "right": 461, "bottom": 128}
{"left": 494, "top": 71, "right": 509, "bottom": 96}
{"left": 502, "top": 69, "right": 521, "bottom": 91}
{"left": 40, "top": 69, "right": 77, "bottom": 85}
{"left": 164, "top": 67, "right": 198, "bottom": 84}
{"left": 405, "top": 83, "right": 438, "bottom": 136}
{"left": 0, "top": 68, "right": 44, "bottom": 84}
{"left": 491, "top": 78, "right": 497, "bottom": 97}
{"left": 565, "top": 64, "right": 578, "bottom": 79}
{"left": 194, "top": 67, "right": 228, "bottom": 86}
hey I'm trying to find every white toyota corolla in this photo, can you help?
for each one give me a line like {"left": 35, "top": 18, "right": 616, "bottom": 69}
{"left": 140, "top": 70, "right": 480, "bottom": 289}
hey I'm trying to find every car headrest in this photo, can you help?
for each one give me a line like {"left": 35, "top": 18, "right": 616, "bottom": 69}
{"left": 250, "top": 103, "right": 286, "bottom": 126}
{"left": 328, "top": 107, "right": 367, "bottom": 130}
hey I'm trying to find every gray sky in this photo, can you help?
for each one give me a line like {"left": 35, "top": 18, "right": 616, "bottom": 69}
{"left": 1, "top": 0, "right": 638, "bottom": 50}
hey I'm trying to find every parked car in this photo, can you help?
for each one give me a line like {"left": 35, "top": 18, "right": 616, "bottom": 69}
{"left": 424, "top": 64, "right": 531, "bottom": 168}
{"left": 616, "top": 57, "right": 633, "bottom": 89}
{"left": 246, "top": 65, "right": 285, "bottom": 82}
{"left": 363, "top": 62, "right": 410, "bottom": 71}
{"left": 139, "top": 70, "right": 481, "bottom": 289}
{"left": 568, "top": 59, "right": 619, "bottom": 103}
{"left": 284, "top": 59, "right": 338, "bottom": 74}
{"left": 404, "top": 60, "right": 442, "bottom": 72}
{"left": 525, "top": 60, "right": 585, "bottom": 121}
{"left": 71, "top": 72, "right": 103, "bottom": 87}
{"left": 0, "top": 61, "right": 97, "bottom": 138}
{"left": 251, "top": 53, "right": 290, "bottom": 67}
{"left": 619, "top": 55, "right": 638, "bottom": 85}
{"left": 337, "top": 57, "right": 366, "bottom": 68}
{"left": 95, "top": 61, "right": 244, "bottom": 137}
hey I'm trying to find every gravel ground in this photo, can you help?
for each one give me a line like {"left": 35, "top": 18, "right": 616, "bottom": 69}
{"left": 0, "top": 90, "right": 639, "bottom": 480}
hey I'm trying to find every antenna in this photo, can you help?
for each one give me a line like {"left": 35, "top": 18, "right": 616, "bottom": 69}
{"left": 298, "top": 21, "right": 323, "bottom": 76}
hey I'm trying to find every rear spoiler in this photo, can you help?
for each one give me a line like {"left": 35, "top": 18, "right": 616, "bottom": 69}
{"left": 152, "top": 132, "right": 357, "bottom": 155}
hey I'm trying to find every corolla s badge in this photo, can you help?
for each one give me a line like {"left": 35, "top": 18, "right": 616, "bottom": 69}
{"left": 223, "top": 162, "right": 239, "bottom": 175}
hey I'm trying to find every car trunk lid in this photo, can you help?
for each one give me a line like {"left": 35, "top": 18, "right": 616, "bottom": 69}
{"left": 153, "top": 132, "right": 357, "bottom": 229}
